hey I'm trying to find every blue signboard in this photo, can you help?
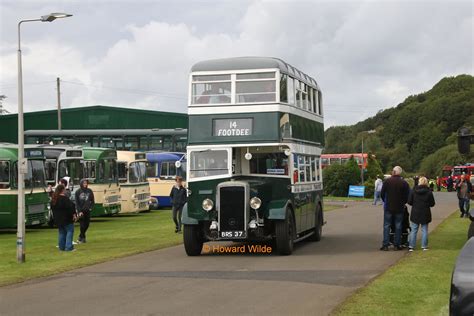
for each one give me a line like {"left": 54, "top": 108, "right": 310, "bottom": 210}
{"left": 348, "top": 185, "right": 365, "bottom": 197}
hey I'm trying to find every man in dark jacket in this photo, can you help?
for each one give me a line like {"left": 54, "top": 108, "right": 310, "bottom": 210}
{"left": 380, "top": 166, "right": 410, "bottom": 251}
{"left": 170, "top": 176, "right": 187, "bottom": 233}
{"left": 456, "top": 174, "right": 472, "bottom": 218}
{"left": 75, "top": 179, "right": 95, "bottom": 243}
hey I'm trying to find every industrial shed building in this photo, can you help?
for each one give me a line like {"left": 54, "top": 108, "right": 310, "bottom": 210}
{"left": 0, "top": 105, "right": 188, "bottom": 143}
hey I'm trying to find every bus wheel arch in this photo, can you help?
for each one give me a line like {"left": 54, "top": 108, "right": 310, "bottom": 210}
{"left": 274, "top": 206, "right": 295, "bottom": 255}
{"left": 309, "top": 202, "right": 323, "bottom": 242}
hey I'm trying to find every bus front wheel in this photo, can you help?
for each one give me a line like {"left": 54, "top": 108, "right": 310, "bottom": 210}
{"left": 275, "top": 208, "right": 294, "bottom": 255}
{"left": 183, "top": 224, "right": 203, "bottom": 256}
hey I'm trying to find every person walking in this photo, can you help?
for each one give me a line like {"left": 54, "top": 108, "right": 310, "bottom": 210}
{"left": 456, "top": 174, "right": 472, "bottom": 218}
{"left": 436, "top": 176, "right": 441, "bottom": 192}
{"left": 428, "top": 178, "right": 435, "bottom": 191}
{"left": 408, "top": 177, "right": 435, "bottom": 252}
{"left": 51, "top": 184, "right": 76, "bottom": 251}
{"left": 447, "top": 176, "right": 454, "bottom": 192}
{"left": 75, "top": 179, "right": 95, "bottom": 243}
{"left": 373, "top": 175, "right": 383, "bottom": 205}
{"left": 380, "top": 166, "right": 410, "bottom": 251}
{"left": 170, "top": 176, "right": 187, "bottom": 233}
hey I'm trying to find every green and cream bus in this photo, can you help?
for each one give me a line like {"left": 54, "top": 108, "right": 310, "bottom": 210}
{"left": 82, "top": 147, "right": 121, "bottom": 216}
{"left": 117, "top": 151, "right": 152, "bottom": 213}
{"left": 183, "top": 57, "right": 325, "bottom": 256}
{"left": 0, "top": 144, "right": 49, "bottom": 228}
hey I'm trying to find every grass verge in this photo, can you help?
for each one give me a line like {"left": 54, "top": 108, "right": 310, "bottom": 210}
{"left": 324, "top": 196, "right": 372, "bottom": 202}
{"left": 333, "top": 211, "right": 470, "bottom": 316}
{"left": 0, "top": 210, "right": 181, "bottom": 287}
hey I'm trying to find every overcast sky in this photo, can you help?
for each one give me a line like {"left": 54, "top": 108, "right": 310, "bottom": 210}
{"left": 0, "top": 0, "right": 472, "bottom": 127}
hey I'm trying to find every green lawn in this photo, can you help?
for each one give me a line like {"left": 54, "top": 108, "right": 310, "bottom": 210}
{"left": 324, "top": 196, "right": 373, "bottom": 202}
{"left": 0, "top": 210, "right": 182, "bottom": 286}
{"left": 333, "top": 211, "right": 470, "bottom": 316}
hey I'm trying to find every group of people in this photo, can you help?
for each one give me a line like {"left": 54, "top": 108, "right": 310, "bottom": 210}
{"left": 378, "top": 166, "right": 435, "bottom": 252}
{"left": 50, "top": 179, "right": 95, "bottom": 251}
{"left": 376, "top": 166, "right": 473, "bottom": 252}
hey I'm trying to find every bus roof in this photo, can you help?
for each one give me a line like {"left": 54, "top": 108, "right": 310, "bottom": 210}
{"left": 82, "top": 147, "right": 117, "bottom": 160}
{"left": 146, "top": 152, "right": 185, "bottom": 162}
{"left": 191, "top": 56, "right": 318, "bottom": 88}
{"left": 117, "top": 151, "right": 147, "bottom": 162}
{"left": 0, "top": 146, "right": 18, "bottom": 161}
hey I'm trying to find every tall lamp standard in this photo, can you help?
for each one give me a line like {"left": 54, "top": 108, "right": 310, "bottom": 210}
{"left": 361, "top": 130, "right": 376, "bottom": 184}
{"left": 17, "top": 13, "right": 72, "bottom": 263}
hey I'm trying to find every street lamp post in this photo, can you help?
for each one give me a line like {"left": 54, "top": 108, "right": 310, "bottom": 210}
{"left": 17, "top": 13, "right": 72, "bottom": 263}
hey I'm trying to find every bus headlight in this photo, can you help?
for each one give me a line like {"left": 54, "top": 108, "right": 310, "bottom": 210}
{"left": 250, "top": 197, "right": 262, "bottom": 210}
{"left": 202, "top": 198, "right": 214, "bottom": 212}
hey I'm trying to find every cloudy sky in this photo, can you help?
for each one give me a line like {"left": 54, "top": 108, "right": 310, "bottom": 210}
{"left": 0, "top": 0, "right": 472, "bottom": 127}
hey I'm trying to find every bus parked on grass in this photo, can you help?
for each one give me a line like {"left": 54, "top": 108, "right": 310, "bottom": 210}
{"left": 146, "top": 152, "right": 186, "bottom": 208}
{"left": 82, "top": 147, "right": 121, "bottom": 217}
{"left": 117, "top": 151, "right": 153, "bottom": 213}
{"left": 321, "top": 153, "right": 369, "bottom": 169}
{"left": 0, "top": 144, "right": 49, "bottom": 228}
{"left": 182, "top": 57, "right": 325, "bottom": 256}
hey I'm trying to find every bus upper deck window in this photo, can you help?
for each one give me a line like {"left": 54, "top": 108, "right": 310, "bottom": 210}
{"left": 236, "top": 72, "right": 276, "bottom": 103}
{"left": 192, "top": 74, "right": 231, "bottom": 104}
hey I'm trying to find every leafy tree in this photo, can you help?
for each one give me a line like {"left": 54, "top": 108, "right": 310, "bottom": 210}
{"left": 323, "top": 158, "right": 360, "bottom": 197}
{"left": 324, "top": 74, "right": 474, "bottom": 173}
{"left": 365, "top": 153, "right": 383, "bottom": 180}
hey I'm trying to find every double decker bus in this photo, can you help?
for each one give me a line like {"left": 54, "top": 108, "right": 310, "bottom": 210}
{"left": 0, "top": 144, "right": 49, "bottom": 228}
{"left": 146, "top": 152, "right": 186, "bottom": 208}
{"left": 452, "top": 163, "right": 474, "bottom": 182}
{"left": 82, "top": 148, "right": 121, "bottom": 216}
{"left": 321, "top": 153, "right": 369, "bottom": 169}
{"left": 117, "top": 151, "right": 152, "bottom": 213}
{"left": 182, "top": 57, "right": 325, "bottom": 256}
{"left": 25, "top": 129, "right": 187, "bottom": 152}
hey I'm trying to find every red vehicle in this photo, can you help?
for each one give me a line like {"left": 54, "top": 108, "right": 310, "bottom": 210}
{"left": 321, "top": 153, "right": 369, "bottom": 169}
{"left": 440, "top": 165, "right": 453, "bottom": 188}
{"left": 452, "top": 163, "right": 474, "bottom": 183}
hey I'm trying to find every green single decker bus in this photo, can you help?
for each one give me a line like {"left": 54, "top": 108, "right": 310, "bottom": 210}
{"left": 82, "top": 147, "right": 121, "bottom": 217}
{"left": 0, "top": 144, "right": 49, "bottom": 228}
{"left": 183, "top": 57, "right": 325, "bottom": 256}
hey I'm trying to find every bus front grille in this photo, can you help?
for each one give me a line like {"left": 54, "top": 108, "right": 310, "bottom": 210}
{"left": 27, "top": 203, "right": 46, "bottom": 214}
{"left": 219, "top": 186, "right": 245, "bottom": 232}
{"left": 107, "top": 195, "right": 120, "bottom": 204}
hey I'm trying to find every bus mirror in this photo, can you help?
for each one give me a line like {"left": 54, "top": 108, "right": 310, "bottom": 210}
{"left": 284, "top": 149, "right": 291, "bottom": 157}
{"left": 245, "top": 152, "right": 252, "bottom": 160}
{"left": 458, "top": 127, "right": 472, "bottom": 155}
{"left": 175, "top": 161, "right": 182, "bottom": 169}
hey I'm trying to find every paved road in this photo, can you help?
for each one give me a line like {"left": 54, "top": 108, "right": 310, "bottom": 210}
{"left": 0, "top": 192, "right": 458, "bottom": 315}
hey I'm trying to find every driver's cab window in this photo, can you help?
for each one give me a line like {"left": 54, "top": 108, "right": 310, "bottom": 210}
{"left": 249, "top": 153, "right": 289, "bottom": 176}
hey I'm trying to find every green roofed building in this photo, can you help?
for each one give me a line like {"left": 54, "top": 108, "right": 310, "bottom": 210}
{"left": 0, "top": 105, "right": 188, "bottom": 151}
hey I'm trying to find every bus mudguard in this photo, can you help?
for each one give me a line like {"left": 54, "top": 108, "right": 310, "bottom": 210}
{"left": 181, "top": 203, "right": 199, "bottom": 225}
{"left": 267, "top": 199, "right": 292, "bottom": 220}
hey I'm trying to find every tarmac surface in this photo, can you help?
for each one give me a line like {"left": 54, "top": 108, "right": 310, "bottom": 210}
{"left": 0, "top": 192, "right": 459, "bottom": 315}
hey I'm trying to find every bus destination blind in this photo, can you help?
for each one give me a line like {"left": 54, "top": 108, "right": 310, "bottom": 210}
{"left": 213, "top": 118, "right": 253, "bottom": 137}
